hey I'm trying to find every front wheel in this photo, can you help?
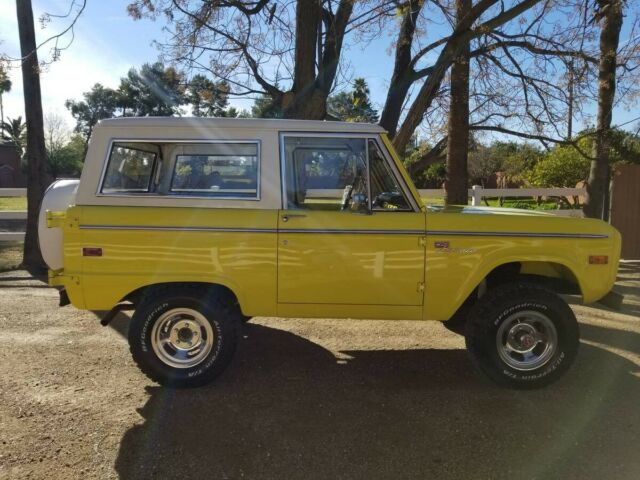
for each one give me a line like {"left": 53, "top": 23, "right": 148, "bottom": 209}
{"left": 128, "top": 286, "right": 240, "bottom": 388}
{"left": 465, "top": 283, "right": 579, "bottom": 389}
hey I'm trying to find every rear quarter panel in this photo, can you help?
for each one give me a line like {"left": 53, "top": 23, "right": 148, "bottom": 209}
{"left": 74, "top": 206, "right": 278, "bottom": 315}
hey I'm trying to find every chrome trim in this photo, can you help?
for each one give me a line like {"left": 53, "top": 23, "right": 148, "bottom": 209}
{"left": 96, "top": 138, "right": 262, "bottom": 201}
{"left": 78, "top": 224, "right": 423, "bottom": 235}
{"left": 78, "top": 224, "right": 605, "bottom": 239}
{"left": 426, "top": 230, "right": 608, "bottom": 239}
{"left": 279, "top": 132, "right": 288, "bottom": 210}
{"left": 364, "top": 139, "right": 372, "bottom": 211}
{"left": 79, "top": 225, "right": 278, "bottom": 233}
{"left": 278, "top": 131, "right": 386, "bottom": 139}
{"left": 281, "top": 229, "right": 425, "bottom": 235}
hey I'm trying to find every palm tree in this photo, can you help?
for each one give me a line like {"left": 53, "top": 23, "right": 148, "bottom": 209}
{"left": 1, "top": 116, "right": 27, "bottom": 156}
{"left": 0, "top": 66, "right": 11, "bottom": 128}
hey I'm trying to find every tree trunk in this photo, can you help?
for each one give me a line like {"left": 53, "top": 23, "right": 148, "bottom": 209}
{"left": 584, "top": 0, "right": 623, "bottom": 220}
{"left": 16, "top": 0, "right": 51, "bottom": 272}
{"left": 379, "top": 0, "right": 425, "bottom": 137}
{"left": 283, "top": 0, "right": 322, "bottom": 119}
{"left": 444, "top": 0, "right": 471, "bottom": 206}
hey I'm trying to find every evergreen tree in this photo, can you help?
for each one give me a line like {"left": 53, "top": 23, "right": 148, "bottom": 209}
{"left": 327, "top": 78, "right": 378, "bottom": 123}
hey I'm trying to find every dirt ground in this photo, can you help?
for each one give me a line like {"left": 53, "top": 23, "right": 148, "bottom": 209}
{"left": 0, "top": 265, "right": 639, "bottom": 480}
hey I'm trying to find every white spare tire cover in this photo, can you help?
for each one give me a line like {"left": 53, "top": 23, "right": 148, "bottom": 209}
{"left": 38, "top": 179, "right": 80, "bottom": 270}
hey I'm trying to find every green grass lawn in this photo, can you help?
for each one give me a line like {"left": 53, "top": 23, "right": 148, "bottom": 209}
{"left": 0, "top": 197, "right": 27, "bottom": 210}
{"left": 0, "top": 242, "right": 22, "bottom": 272}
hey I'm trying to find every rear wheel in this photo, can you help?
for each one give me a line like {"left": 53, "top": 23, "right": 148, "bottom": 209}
{"left": 465, "top": 282, "right": 579, "bottom": 389}
{"left": 129, "top": 286, "right": 240, "bottom": 388}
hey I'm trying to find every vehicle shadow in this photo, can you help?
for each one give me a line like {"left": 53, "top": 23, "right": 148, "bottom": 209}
{"left": 114, "top": 322, "right": 640, "bottom": 480}
{"left": 613, "top": 262, "right": 640, "bottom": 316}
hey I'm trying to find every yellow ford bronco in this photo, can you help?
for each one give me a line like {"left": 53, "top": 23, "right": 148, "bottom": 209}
{"left": 38, "top": 117, "right": 621, "bottom": 389}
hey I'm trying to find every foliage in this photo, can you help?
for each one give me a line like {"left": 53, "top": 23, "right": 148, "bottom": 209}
{"left": 527, "top": 128, "right": 640, "bottom": 188}
{"left": 400, "top": 139, "right": 445, "bottom": 188}
{"left": 118, "top": 62, "right": 185, "bottom": 117}
{"left": 65, "top": 84, "right": 118, "bottom": 144}
{"left": 575, "top": 128, "right": 640, "bottom": 165}
{"left": 48, "top": 134, "right": 85, "bottom": 178}
{"left": 1, "top": 116, "right": 27, "bottom": 155}
{"left": 186, "top": 75, "right": 231, "bottom": 117}
{"left": 67, "top": 63, "right": 236, "bottom": 144}
{"left": 468, "top": 144, "right": 502, "bottom": 187}
{"left": 527, "top": 145, "right": 590, "bottom": 187}
{"left": 487, "top": 142, "right": 543, "bottom": 177}
{"left": 0, "top": 65, "right": 10, "bottom": 95}
{"left": 327, "top": 79, "right": 378, "bottom": 123}
{"left": 0, "top": 63, "right": 11, "bottom": 125}
{"left": 251, "top": 93, "right": 283, "bottom": 118}
{"left": 423, "top": 162, "right": 447, "bottom": 188}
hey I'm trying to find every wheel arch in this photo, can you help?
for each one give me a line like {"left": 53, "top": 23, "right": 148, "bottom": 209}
{"left": 487, "top": 261, "right": 581, "bottom": 294}
{"left": 120, "top": 281, "right": 244, "bottom": 313}
{"left": 448, "top": 259, "right": 583, "bottom": 322}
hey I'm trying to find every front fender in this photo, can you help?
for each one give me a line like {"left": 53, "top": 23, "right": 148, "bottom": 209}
{"left": 424, "top": 234, "right": 618, "bottom": 321}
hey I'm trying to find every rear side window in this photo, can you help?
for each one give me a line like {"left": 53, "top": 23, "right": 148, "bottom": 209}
{"left": 101, "top": 143, "right": 157, "bottom": 194}
{"left": 170, "top": 143, "right": 259, "bottom": 198}
{"left": 99, "top": 140, "right": 260, "bottom": 199}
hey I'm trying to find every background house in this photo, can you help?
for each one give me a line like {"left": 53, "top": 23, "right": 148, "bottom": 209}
{"left": 0, "top": 143, "right": 26, "bottom": 188}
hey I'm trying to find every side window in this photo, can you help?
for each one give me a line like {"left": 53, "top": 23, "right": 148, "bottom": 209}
{"left": 101, "top": 143, "right": 157, "bottom": 194}
{"left": 282, "top": 136, "right": 368, "bottom": 211}
{"left": 368, "top": 140, "right": 411, "bottom": 211}
{"left": 170, "top": 143, "right": 259, "bottom": 198}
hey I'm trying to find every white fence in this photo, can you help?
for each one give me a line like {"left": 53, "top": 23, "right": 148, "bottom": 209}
{"left": 0, "top": 188, "right": 27, "bottom": 242}
{"left": 418, "top": 186, "right": 585, "bottom": 217}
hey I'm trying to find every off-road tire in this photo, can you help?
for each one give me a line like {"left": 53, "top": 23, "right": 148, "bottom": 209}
{"left": 465, "top": 282, "right": 579, "bottom": 389}
{"left": 442, "top": 310, "right": 469, "bottom": 336}
{"left": 442, "top": 289, "right": 478, "bottom": 335}
{"left": 128, "top": 285, "right": 241, "bottom": 388}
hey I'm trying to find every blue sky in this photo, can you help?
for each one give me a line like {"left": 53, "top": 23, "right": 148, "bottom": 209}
{"left": 1, "top": 0, "right": 638, "bottom": 140}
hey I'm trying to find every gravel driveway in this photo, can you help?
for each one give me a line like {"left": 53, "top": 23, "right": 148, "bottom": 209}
{"left": 0, "top": 264, "right": 639, "bottom": 480}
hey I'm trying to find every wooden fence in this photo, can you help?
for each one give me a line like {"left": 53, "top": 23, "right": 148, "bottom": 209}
{"left": 610, "top": 165, "right": 640, "bottom": 259}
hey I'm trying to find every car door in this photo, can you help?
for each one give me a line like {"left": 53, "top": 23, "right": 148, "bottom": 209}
{"left": 277, "top": 134, "right": 426, "bottom": 306}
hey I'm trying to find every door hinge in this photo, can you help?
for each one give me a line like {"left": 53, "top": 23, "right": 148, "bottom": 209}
{"left": 418, "top": 236, "right": 427, "bottom": 247}
{"left": 417, "top": 281, "right": 425, "bottom": 293}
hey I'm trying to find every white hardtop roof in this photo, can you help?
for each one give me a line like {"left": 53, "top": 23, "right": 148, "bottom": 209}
{"left": 97, "top": 117, "right": 386, "bottom": 134}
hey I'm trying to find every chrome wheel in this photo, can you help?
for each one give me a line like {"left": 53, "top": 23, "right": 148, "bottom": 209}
{"left": 496, "top": 310, "right": 558, "bottom": 371}
{"left": 151, "top": 308, "right": 214, "bottom": 369}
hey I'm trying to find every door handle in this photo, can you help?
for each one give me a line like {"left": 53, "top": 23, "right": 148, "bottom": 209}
{"left": 281, "top": 214, "right": 306, "bottom": 222}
